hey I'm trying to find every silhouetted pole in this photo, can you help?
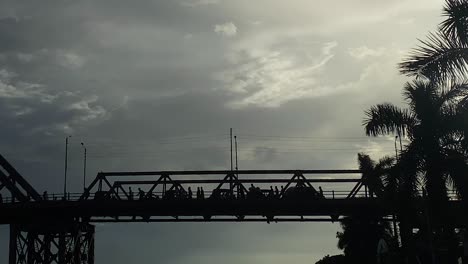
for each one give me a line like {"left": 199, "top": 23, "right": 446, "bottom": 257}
{"left": 235, "top": 135, "right": 239, "bottom": 197}
{"left": 81, "top": 142, "right": 87, "bottom": 192}
{"left": 395, "top": 136, "right": 399, "bottom": 160}
{"left": 230, "top": 128, "right": 233, "bottom": 171}
{"left": 64, "top": 136, "right": 71, "bottom": 199}
{"left": 397, "top": 129, "right": 403, "bottom": 152}
{"left": 235, "top": 136, "right": 238, "bottom": 174}
{"left": 393, "top": 136, "right": 400, "bottom": 243}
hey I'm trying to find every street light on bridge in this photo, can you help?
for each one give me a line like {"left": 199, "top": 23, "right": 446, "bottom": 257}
{"left": 81, "top": 142, "right": 87, "bottom": 192}
{"left": 63, "top": 135, "right": 72, "bottom": 199}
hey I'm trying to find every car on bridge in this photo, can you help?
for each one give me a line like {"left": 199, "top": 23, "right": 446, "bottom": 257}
{"left": 210, "top": 188, "right": 235, "bottom": 200}
{"left": 282, "top": 186, "right": 323, "bottom": 201}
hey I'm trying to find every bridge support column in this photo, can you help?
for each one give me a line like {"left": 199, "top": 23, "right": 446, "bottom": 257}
{"left": 9, "top": 222, "right": 95, "bottom": 264}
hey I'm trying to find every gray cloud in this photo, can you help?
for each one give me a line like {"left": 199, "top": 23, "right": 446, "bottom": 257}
{"left": 214, "top": 22, "right": 237, "bottom": 37}
{"left": 216, "top": 40, "right": 339, "bottom": 107}
{"left": 348, "top": 46, "right": 386, "bottom": 60}
{"left": 181, "top": 0, "right": 220, "bottom": 7}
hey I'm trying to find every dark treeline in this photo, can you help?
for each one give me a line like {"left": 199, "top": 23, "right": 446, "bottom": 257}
{"left": 317, "top": 0, "right": 468, "bottom": 263}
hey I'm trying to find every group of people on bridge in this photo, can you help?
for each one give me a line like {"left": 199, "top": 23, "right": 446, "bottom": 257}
{"left": 0, "top": 183, "right": 326, "bottom": 203}
{"left": 117, "top": 183, "right": 325, "bottom": 201}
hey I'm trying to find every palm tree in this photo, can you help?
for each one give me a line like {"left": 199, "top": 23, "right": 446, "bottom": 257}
{"left": 358, "top": 153, "right": 395, "bottom": 199}
{"left": 363, "top": 79, "right": 468, "bottom": 222}
{"left": 399, "top": 0, "right": 468, "bottom": 84}
{"left": 334, "top": 154, "right": 400, "bottom": 263}
{"left": 358, "top": 152, "right": 424, "bottom": 262}
{"left": 337, "top": 215, "right": 392, "bottom": 264}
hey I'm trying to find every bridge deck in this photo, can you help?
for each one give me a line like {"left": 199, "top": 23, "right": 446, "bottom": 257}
{"left": 0, "top": 197, "right": 385, "bottom": 224}
{"left": 0, "top": 196, "right": 463, "bottom": 225}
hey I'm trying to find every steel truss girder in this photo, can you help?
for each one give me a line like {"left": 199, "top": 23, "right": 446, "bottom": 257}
{"left": 80, "top": 170, "right": 362, "bottom": 202}
{"left": 0, "top": 154, "right": 41, "bottom": 202}
{"left": 9, "top": 222, "right": 94, "bottom": 264}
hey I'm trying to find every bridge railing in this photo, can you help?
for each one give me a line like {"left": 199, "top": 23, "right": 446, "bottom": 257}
{"left": 0, "top": 190, "right": 358, "bottom": 203}
{"left": 0, "top": 189, "right": 460, "bottom": 204}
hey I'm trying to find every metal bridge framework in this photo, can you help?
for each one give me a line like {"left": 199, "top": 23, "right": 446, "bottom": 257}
{"left": 0, "top": 154, "right": 404, "bottom": 264}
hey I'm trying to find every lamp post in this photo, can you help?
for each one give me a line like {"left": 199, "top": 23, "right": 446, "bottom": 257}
{"left": 80, "top": 142, "right": 87, "bottom": 192}
{"left": 64, "top": 135, "right": 72, "bottom": 199}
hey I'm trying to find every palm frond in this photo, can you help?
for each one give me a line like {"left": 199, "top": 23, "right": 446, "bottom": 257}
{"left": 397, "top": 143, "right": 423, "bottom": 199}
{"left": 399, "top": 32, "right": 468, "bottom": 84}
{"left": 457, "top": 104, "right": 468, "bottom": 152}
{"left": 382, "top": 165, "right": 399, "bottom": 197}
{"left": 373, "top": 156, "right": 395, "bottom": 197}
{"left": 439, "top": 101, "right": 467, "bottom": 136}
{"left": 358, "top": 153, "right": 395, "bottom": 197}
{"left": 357, "top": 153, "right": 375, "bottom": 172}
{"left": 444, "top": 151, "right": 468, "bottom": 199}
{"left": 439, "top": 79, "right": 468, "bottom": 105}
{"left": 441, "top": 0, "right": 468, "bottom": 46}
{"left": 363, "top": 103, "right": 415, "bottom": 137}
{"left": 376, "top": 156, "right": 395, "bottom": 171}
{"left": 402, "top": 80, "right": 438, "bottom": 111}
{"left": 402, "top": 80, "right": 464, "bottom": 129}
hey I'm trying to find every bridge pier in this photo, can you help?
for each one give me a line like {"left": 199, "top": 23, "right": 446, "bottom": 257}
{"left": 9, "top": 222, "right": 95, "bottom": 264}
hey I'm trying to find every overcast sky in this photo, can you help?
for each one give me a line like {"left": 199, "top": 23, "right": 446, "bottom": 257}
{"left": 0, "top": 0, "right": 447, "bottom": 263}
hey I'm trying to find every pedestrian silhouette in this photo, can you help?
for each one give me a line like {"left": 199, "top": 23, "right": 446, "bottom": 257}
{"left": 200, "top": 187, "right": 205, "bottom": 199}
{"left": 138, "top": 188, "right": 145, "bottom": 200}
{"left": 43, "top": 191, "right": 48, "bottom": 200}
{"left": 188, "top": 187, "right": 193, "bottom": 199}
{"left": 239, "top": 187, "right": 245, "bottom": 199}
{"left": 128, "top": 187, "right": 133, "bottom": 200}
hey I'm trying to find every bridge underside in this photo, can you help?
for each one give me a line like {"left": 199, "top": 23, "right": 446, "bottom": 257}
{"left": 9, "top": 223, "right": 94, "bottom": 264}
{"left": 0, "top": 198, "right": 464, "bottom": 226}
{"left": 0, "top": 198, "right": 387, "bottom": 224}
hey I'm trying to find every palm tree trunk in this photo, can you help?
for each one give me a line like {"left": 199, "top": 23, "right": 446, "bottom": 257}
{"left": 399, "top": 212, "right": 416, "bottom": 264}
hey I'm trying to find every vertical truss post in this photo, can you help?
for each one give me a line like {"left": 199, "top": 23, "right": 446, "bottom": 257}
{"left": 9, "top": 223, "right": 95, "bottom": 264}
{"left": 9, "top": 225, "right": 17, "bottom": 264}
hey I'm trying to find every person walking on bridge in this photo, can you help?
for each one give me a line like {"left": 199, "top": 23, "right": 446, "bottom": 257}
{"left": 188, "top": 187, "right": 193, "bottom": 199}
{"left": 128, "top": 187, "right": 133, "bottom": 200}
{"left": 138, "top": 188, "right": 145, "bottom": 200}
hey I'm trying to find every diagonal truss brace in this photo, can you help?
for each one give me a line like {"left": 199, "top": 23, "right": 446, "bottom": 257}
{"left": 0, "top": 154, "right": 41, "bottom": 202}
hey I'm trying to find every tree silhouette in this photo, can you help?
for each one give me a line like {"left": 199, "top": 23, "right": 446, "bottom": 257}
{"left": 315, "top": 254, "right": 346, "bottom": 264}
{"left": 399, "top": 0, "right": 468, "bottom": 84}
{"left": 364, "top": 80, "right": 468, "bottom": 216}
{"left": 363, "top": 79, "right": 468, "bottom": 263}
{"left": 357, "top": 153, "right": 395, "bottom": 199}
{"left": 333, "top": 154, "right": 398, "bottom": 264}
{"left": 336, "top": 215, "right": 392, "bottom": 264}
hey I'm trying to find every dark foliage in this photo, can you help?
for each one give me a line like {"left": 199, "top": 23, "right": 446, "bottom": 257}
{"left": 315, "top": 254, "right": 346, "bottom": 264}
{"left": 399, "top": 0, "right": 468, "bottom": 84}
